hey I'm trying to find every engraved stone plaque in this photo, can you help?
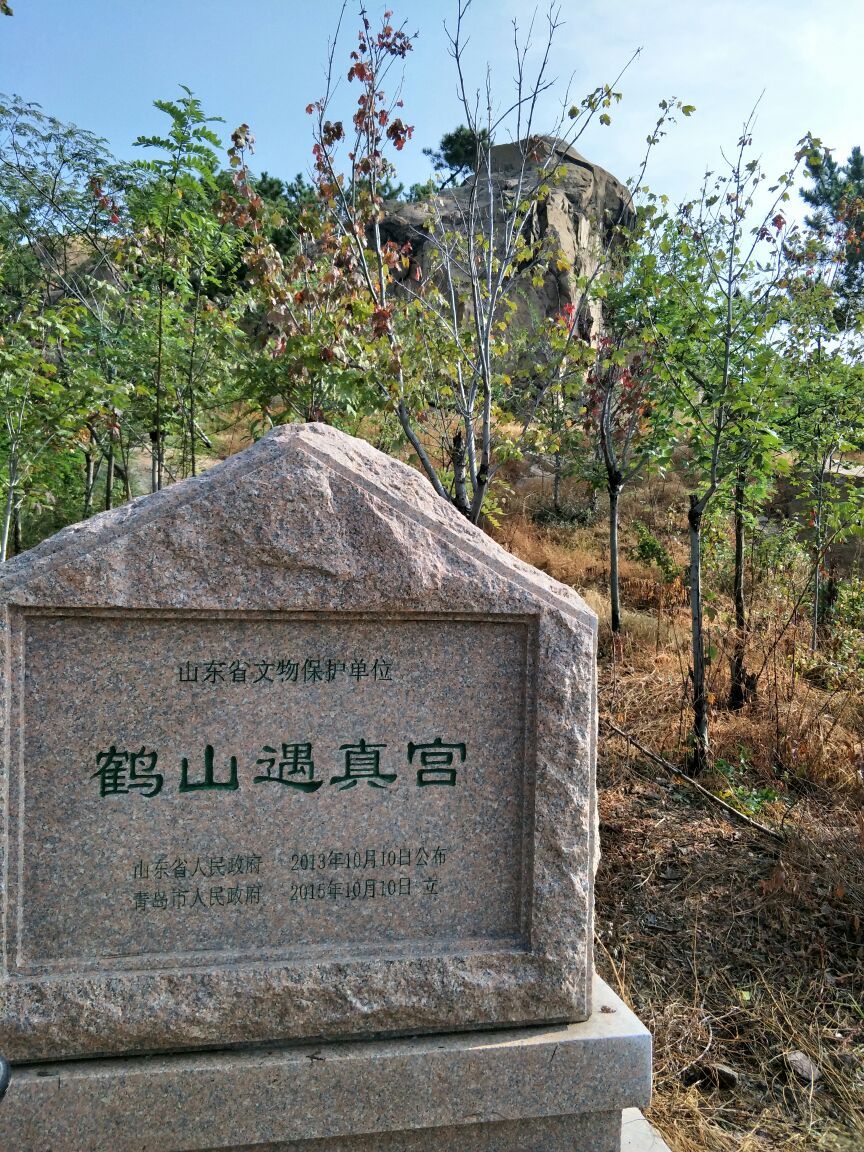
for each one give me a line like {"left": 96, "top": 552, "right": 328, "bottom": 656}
{"left": 0, "top": 423, "right": 597, "bottom": 1061}
{"left": 11, "top": 611, "right": 534, "bottom": 973}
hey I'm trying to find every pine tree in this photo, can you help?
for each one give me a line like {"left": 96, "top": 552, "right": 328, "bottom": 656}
{"left": 801, "top": 144, "right": 864, "bottom": 327}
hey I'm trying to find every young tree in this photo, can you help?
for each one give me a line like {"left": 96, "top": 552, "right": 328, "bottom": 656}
{"left": 0, "top": 94, "right": 130, "bottom": 526}
{"left": 129, "top": 87, "right": 243, "bottom": 488}
{"left": 0, "top": 303, "right": 89, "bottom": 560}
{"left": 584, "top": 335, "right": 673, "bottom": 633}
{"left": 577, "top": 103, "right": 691, "bottom": 631}
{"left": 0, "top": 94, "right": 124, "bottom": 315}
{"left": 780, "top": 222, "right": 864, "bottom": 649}
{"left": 264, "top": 1, "right": 638, "bottom": 522}
{"left": 648, "top": 118, "right": 803, "bottom": 769}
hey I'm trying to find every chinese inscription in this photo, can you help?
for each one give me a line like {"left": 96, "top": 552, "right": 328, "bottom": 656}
{"left": 127, "top": 845, "right": 450, "bottom": 914}
{"left": 286, "top": 843, "right": 448, "bottom": 899}
{"left": 16, "top": 611, "right": 530, "bottom": 970}
{"left": 131, "top": 853, "right": 264, "bottom": 914}
{"left": 93, "top": 738, "right": 467, "bottom": 797}
{"left": 179, "top": 655, "right": 394, "bottom": 686}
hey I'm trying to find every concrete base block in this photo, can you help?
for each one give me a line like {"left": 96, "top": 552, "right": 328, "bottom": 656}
{"left": 0, "top": 978, "right": 651, "bottom": 1152}
{"left": 219, "top": 1113, "right": 623, "bottom": 1152}
{"left": 621, "top": 1108, "right": 672, "bottom": 1151}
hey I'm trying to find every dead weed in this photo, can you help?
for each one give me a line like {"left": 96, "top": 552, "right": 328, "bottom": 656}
{"left": 596, "top": 757, "right": 864, "bottom": 1150}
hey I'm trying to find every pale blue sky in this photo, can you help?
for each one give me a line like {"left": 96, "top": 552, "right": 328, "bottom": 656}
{"left": 3, "top": 1, "right": 862, "bottom": 214}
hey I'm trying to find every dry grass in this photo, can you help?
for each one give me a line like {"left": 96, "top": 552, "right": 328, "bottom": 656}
{"left": 494, "top": 509, "right": 686, "bottom": 611}
{"left": 596, "top": 761, "right": 864, "bottom": 1151}
{"left": 494, "top": 479, "right": 864, "bottom": 1150}
{"left": 495, "top": 503, "right": 864, "bottom": 792}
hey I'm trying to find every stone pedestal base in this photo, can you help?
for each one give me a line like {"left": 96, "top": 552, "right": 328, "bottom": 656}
{"left": 0, "top": 978, "right": 652, "bottom": 1152}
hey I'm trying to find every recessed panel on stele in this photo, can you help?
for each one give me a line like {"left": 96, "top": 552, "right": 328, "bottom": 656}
{"left": 10, "top": 611, "right": 533, "bottom": 973}
{"left": 0, "top": 422, "right": 597, "bottom": 1061}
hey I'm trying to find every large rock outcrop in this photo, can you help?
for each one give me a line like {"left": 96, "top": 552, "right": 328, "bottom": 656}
{"left": 380, "top": 136, "right": 634, "bottom": 338}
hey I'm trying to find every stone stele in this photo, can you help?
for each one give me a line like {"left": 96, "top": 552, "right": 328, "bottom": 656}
{"left": 0, "top": 978, "right": 656, "bottom": 1152}
{"left": 0, "top": 422, "right": 598, "bottom": 1062}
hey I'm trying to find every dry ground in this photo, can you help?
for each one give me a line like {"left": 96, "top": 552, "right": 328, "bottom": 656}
{"left": 495, "top": 481, "right": 864, "bottom": 1152}
{"left": 596, "top": 748, "right": 863, "bottom": 1151}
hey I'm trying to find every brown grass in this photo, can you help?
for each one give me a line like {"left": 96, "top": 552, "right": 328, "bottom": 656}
{"left": 495, "top": 479, "right": 864, "bottom": 1151}
{"left": 595, "top": 755, "right": 864, "bottom": 1151}
{"left": 494, "top": 502, "right": 864, "bottom": 792}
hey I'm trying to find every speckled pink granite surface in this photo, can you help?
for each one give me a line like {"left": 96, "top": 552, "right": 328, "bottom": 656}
{"left": 0, "top": 423, "right": 598, "bottom": 1061}
{"left": 0, "top": 978, "right": 651, "bottom": 1152}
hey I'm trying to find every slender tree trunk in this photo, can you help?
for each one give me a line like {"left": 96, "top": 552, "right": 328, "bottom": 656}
{"left": 688, "top": 495, "right": 709, "bottom": 774}
{"left": 1, "top": 454, "right": 16, "bottom": 565}
{"left": 150, "top": 430, "right": 158, "bottom": 494}
{"left": 394, "top": 399, "right": 451, "bottom": 506}
{"left": 469, "top": 457, "right": 490, "bottom": 524}
{"left": 609, "top": 479, "right": 622, "bottom": 633}
{"left": 729, "top": 470, "right": 748, "bottom": 709}
{"left": 187, "top": 283, "right": 201, "bottom": 478}
{"left": 154, "top": 396, "right": 163, "bottom": 491}
{"left": 467, "top": 374, "right": 492, "bottom": 523}
{"left": 12, "top": 505, "right": 21, "bottom": 555}
{"left": 451, "top": 430, "right": 471, "bottom": 517}
{"left": 811, "top": 462, "right": 826, "bottom": 652}
{"left": 553, "top": 448, "right": 562, "bottom": 516}
{"left": 121, "top": 432, "right": 132, "bottom": 501}
{"left": 189, "top": 384, "right": 196, "bottom": 478}
{"left": 105, "top": 431, "right": 115, "bottom": 512}
{"left": 83, "top": 438, "right": 95, "bottom": 519}
{"left": 153, "top": 268, "right": 167, "bottom": 491}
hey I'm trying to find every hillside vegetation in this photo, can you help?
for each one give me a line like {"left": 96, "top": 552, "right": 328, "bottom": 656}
{"left": 495, "top": 470, "right": 863, "bottom": 1149}
{"left": 1, "top": 6, "right": 862, "bottom": 1148}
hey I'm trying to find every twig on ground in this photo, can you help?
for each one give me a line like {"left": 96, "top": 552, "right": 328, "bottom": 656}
{"left": 602, "top": 719, "right": 786, "bottom": 843}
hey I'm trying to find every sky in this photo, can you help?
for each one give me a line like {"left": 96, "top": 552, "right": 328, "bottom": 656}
{"left": 2, "top": 0, "right": 863, "bottom": 218}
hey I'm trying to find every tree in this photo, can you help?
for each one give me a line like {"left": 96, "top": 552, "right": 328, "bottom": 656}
{"left": 0, "top": 88, "right": 249, "bottom": 526}
{"left": 0, "top": 303, "right": 90, "bottom": 560}
{"left": 257, "top": 1, "right": 639, "bottom": 523}
{"left": 0, "top": 94, "right": 130, "bottom": 533}
{"left": 577, "top": 102, "right": 692, "bottom": 631}
{"left": 801, "top": 144, "right": 864, "bottom": 329}
{"left": 780, "top": 222, "right": 864, "bottom": 650}
{"left": 129, "top": 87, "right": 243, "bottom": 488}
{"left": 584, "top": 335, "right": 673, "bottom": 634}
{"left": 423, "top": 124, "right": 490, "bottom": 189}
{"left": 0, "top": 93, "right": 125, "bottom": 318}
{"left": 648, "top": 117, "right": 803, "bottom": 769}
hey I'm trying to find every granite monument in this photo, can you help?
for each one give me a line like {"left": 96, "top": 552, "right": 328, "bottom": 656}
{"left": 0, "top": 423, "right": 655, "bottom": 1151}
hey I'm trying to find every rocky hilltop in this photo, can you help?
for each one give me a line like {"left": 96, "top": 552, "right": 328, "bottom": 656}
{"left": 380, "top": 136, "right": 634, "bottom": 336}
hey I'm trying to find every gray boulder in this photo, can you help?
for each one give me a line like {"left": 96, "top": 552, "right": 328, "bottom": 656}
{"left": 380, "top": 136, "right": 634, "bottom": 337}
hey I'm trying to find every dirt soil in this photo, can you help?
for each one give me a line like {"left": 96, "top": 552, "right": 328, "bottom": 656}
{"left": 595, "top": 732, "right": 864, "bottom": 1151}
{"left": 494, "top": 481, "right": 864, "bottom": 1152}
